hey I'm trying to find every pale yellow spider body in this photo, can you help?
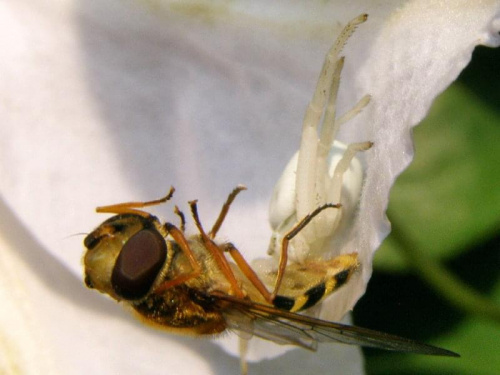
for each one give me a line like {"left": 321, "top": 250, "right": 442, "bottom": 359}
{"left": 267, "top": 14, "right": 372, "bottom": 265}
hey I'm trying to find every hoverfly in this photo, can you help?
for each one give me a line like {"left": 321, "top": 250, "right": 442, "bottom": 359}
{"left": 83, "top": 185, "right": 458, "bottom": 362}
{"left": 83, "top": 13, "right": 459, "bottom": 373}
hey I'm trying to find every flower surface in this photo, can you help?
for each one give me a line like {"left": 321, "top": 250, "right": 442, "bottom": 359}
{"left": 1, "top": 1, "right": 499, "bottom": 374}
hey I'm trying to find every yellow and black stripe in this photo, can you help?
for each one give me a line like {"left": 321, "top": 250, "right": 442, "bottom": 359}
{"left": 272, "top": 267, "right": 355, "bottom": 313}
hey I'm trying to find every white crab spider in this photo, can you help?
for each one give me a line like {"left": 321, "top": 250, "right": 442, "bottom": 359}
{"left": 268, "top": 14, "right": 372, "bottom": 269}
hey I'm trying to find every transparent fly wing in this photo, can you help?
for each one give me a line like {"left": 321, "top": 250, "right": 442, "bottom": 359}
{"left": 217, "top": 294, "right": 459, "bottom": 357}
{"left": 224, "top": 307, "right": 318, "bottom": 350}
{"left": 223, "top": 308, "right": 255, "bottom": 342}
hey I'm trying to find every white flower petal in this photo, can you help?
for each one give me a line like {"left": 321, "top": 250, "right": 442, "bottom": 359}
{"left": 318, "top": 0, "right": 500, "bottom": 322}
{"left": 1, "top": 0, "right": 499, "bottom": 373}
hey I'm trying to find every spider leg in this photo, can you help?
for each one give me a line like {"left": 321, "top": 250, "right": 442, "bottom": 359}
{"left": 328, "top": 141, "right": 373, "bottom": 204}
{"left": 268, "top": 15, "right": 370, "bottom": 265}
{"left": 318, "top": 56, "right": 344, "bottom": 159}
{"left": 295, "top": 14, "right": 368, "bottom": 221}
{"left": 314, "top": 56, "right": 345, "bottom": 215}
{"left": 336, "top": 94, "right": 371, "bottom": 127}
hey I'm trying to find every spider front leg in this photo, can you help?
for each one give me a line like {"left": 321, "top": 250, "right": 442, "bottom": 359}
{"left": 295, "top": 13, "right": 368, "bottom": 223}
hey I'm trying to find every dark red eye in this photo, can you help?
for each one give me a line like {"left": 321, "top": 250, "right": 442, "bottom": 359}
{"left": 111, "top": 229, "right": 167, "bottom": 300}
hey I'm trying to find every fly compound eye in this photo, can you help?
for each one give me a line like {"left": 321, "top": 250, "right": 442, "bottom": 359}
{"left": 111, "top": 228, "right": 167, "bottom": 300}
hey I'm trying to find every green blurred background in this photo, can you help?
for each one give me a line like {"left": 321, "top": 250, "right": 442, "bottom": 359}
{"left": 353, "top": 46, "right": 500, "bottom": 375}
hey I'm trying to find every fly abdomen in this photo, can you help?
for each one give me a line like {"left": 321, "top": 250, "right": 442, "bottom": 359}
{"left": 272, "top": 257, "right": 358, "bottom": 313}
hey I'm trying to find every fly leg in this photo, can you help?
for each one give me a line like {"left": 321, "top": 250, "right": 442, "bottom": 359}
{"left": 189, "top": 200, "right": 246, "bottom": 299}
{"left": 272, "top": 203, "right": 341, "bottom": 299}
{"left": 95, "top": 187, "right": 175, "bottom": 217}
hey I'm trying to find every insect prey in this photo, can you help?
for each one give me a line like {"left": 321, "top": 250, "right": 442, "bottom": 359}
{"left": 83, "top": 185, "right": 458, "bottom": 359}
{"left": 82, "top": 13, "right": 459, "bottom": 375}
